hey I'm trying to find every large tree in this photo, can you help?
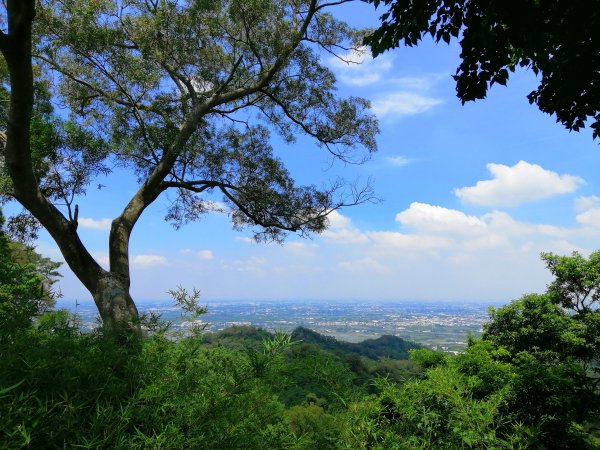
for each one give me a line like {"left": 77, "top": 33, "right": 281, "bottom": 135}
{"left": 364, "top": 0, "right": 600, "bottom": 139}
{"left": 0, "top": 0, "right": 378, "bottom": 340}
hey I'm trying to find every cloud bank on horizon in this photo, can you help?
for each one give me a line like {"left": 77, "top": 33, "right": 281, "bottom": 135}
{"left": 51, "top": 157, "right": 600, "bottom": 303}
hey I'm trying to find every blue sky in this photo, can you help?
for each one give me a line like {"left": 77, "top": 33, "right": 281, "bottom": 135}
{"left": 16, "top": 1, "right": 600, "bottom": 303}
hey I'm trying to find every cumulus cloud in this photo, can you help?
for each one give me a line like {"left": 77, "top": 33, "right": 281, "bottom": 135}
{"left": 482, "top": 210, "right": 568, "bottom": 239}
{"left": 301, "top": 202, "right": 592, "bottom": 300}
{"left": 319, "top": 200, "right": 584, "bottom": 267}
{"left": 573, "top": 196, "right": 600, "bottom": 229}
{"left": 323, "top": 211, "right": 369, "bottom": 244}
{"left": 455, "top": 161, "right": 584, "bottom": 207}
{"left": 396, "top": 202, "right": 486, "bottom": 235}
{"left": 132, "top": 254, "right": 167, "bottom": 266}
{"left": 197, "top": 250, "right": 214, "bottom": 260}
{"left": 576, "top": 208, "right": 600, "bottom": 228}
{"left": 372, "top": 92, "right": 442, "bottom": 117}
{"left": 391, "top": 203, "right": 571, "bottom": 248}
{"left": 79, "top": 217, "right": 112, "bottom": 231}
{"left": 326, "top": 210, "right": 352, "bottom": 228}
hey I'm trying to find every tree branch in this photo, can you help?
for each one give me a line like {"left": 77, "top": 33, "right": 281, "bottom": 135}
{"left": 108, "top": 0, "right": 321, "bottom": 276}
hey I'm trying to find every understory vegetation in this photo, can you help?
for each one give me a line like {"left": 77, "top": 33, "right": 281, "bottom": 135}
{"left": 2, "top": 310, "right": 599, "bottom": 449}
{"left": 2, "top": 213, "right": 600, "bottom": 449}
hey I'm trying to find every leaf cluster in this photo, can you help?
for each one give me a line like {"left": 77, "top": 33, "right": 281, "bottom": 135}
{"left": 364, "top": 0, "right": 600, "bottom": 138}
{"left": 29, "top": 0, "right": 379, "bottom": 242}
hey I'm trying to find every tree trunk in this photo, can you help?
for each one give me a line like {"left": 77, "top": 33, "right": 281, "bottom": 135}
{"left": 0, "top": 1, "right": 145, "bottom": 345}
{"left": 93, "top": 272, "right": 142, "bottom": 344}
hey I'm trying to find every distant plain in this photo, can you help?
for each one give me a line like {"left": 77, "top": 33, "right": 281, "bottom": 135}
{"left": 58, "top": 298, "right": 498, "bottom": 352}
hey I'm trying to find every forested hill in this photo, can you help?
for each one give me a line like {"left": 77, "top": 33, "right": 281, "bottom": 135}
{"left": 290, "top": 326, "right": 422, "bottom": 360}
{"left": 200, "top": 325, "right": 421, "bottom": 360}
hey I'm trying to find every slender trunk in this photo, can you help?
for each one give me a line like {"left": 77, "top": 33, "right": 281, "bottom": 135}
{"left": 0, "top": 1, "right": 144, "bottom": 345}
{"left": 93, "top": 272, "right": 142, "bottom": 343}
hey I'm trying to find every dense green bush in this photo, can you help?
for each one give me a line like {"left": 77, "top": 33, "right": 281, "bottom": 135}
{"left": 0, "top": 210, "right": 59, "bottom": 343}
{"left": 0, "top": 330, "right": 295, "bottom": 449}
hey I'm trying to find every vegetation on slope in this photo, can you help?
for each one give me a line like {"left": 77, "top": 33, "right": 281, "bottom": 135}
{"left": 1, "top": 220, "right": 600, "bottom": 449}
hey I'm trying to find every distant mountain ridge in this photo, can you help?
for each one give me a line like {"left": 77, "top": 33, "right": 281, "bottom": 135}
{"left": 290, "top": 326, "right": 421, "bottom": 360}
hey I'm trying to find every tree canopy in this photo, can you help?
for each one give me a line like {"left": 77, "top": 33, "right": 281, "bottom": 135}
{"left": 344, "top": 251, "right": 600, "bottom": 449}
{"left": 364, "top": 0, "right": 600, "bottom": 139}
{"left": 542, "top": 250, "right": 600, "bottom": 313}
{"left": 0, "top": 0, "right": 378, "bottom": 338}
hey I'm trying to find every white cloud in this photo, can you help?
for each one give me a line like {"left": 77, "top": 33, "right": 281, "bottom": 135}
{"left": 372, "top": 92, "right": 443, "bottom": 117}
{"left": 328, "top": 46, "right": 393, "bottom": 86}
{"left": 319, "top": 201, "right": 582, "bottom": 263}
{"left": 388, "top": 203, "right": 572, "bottom": 253}
{"left": 132, "top": 254, "right": 167, "bottom": 266}
{"left": 79, "top": 217, "right": 112, "bottom": 231}
{"left": 455, "top": 161, "right": 584, "bottom": 207}
{"left": 482, "top": 210, "right": 568, "bottom": 239}
{"left": 396, "top": 202, "right": 486, "bottom": 235}
{"left": 386, "top": 156, "right": 412, "bottom": 167}
{"left": 326, "top": 210, "right": 352, "bottom": 229}
{"left": 311, "top": 203, "right": 587, "bottom": 300}
{"left": 321, "top": 203, "right": 571, "bottom": 255}
{"left": 574, "top": 195, "right": 600, "bottom": 229}
{"left": 323, "top": 211, "right": 368, "bottom": 244}
{"left": 197, "top": 250, "right": 214, "bottom": 260}
{"left": 367, "top": 231, "right": 451, "bottom": 251}
{"left": 235, "top": 236, "right": 254, "bottom": 244}
{"left": 53, "top": 197, "right": 600, "bottom": 303}
{"left": 328, "top": 48, "right": 444, "bottom": 117}
{"left": 576, "top": 208, "right": 600, "bottom": 228}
